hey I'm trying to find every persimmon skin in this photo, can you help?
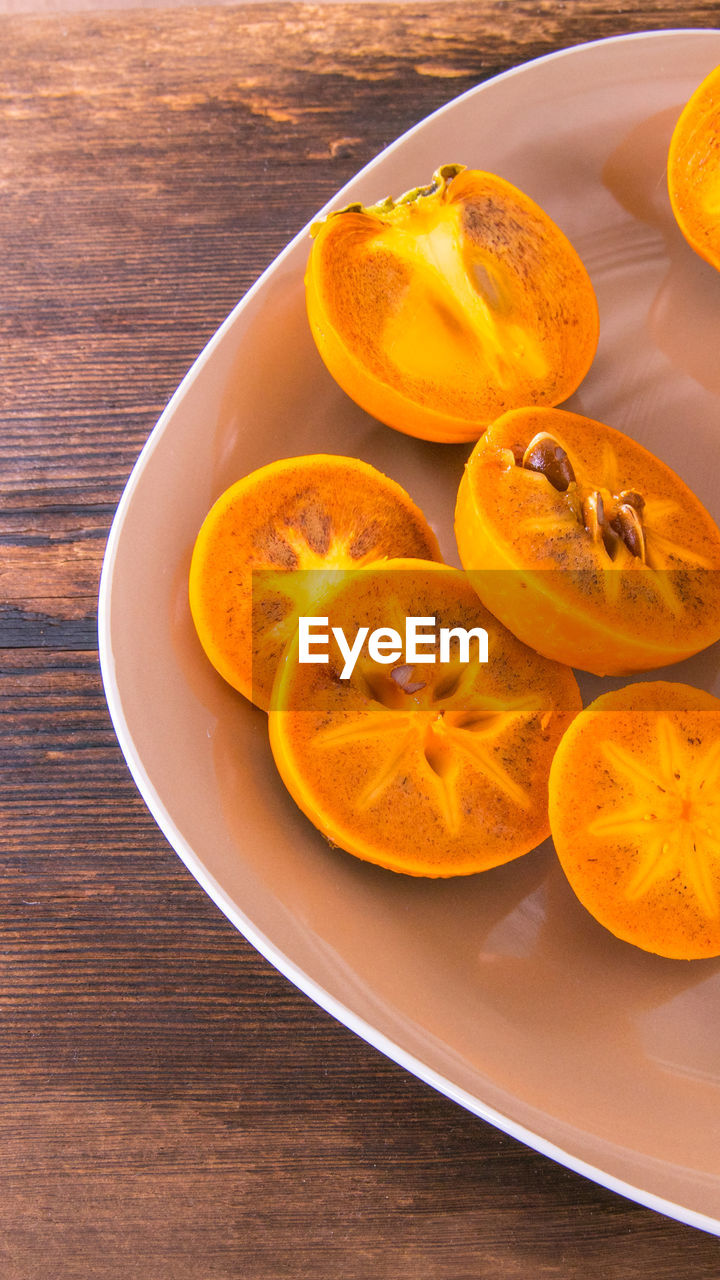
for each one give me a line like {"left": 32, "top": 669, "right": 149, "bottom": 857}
{"left": 188, "top": 455, "right": 442, "bottom": 711}
{"left": 549, "top": 682, "right": 720, "bottom": 960}
{"left": 269, "top": 559, "right": 582, "bottom": 877}
{"left": 668, "top": 65, "right": 720, "bottom": 272}
{"left": 306, "top": 165, "right": 598, "bottom": 443}
{"left": 454, "top": 406, "right": 720, "bottom": 676}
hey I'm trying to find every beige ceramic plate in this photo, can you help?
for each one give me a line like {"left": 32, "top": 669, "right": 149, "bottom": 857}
{"left": 99, "top": 31, "right": 720, "bottom": 1233}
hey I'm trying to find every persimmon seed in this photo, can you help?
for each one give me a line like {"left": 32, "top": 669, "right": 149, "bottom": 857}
{"left": 521, "top": 432, "right": 576, "bottom": 491}
{"left": 618, "top": 489, "right": 645, "bottom": 512}
{"left": 611, "top": 504, "right": 646, "bottom": 562}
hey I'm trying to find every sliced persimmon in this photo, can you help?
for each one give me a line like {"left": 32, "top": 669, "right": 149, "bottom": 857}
{"left": 549, "top": 682, "right": 720, "bottom": 959}
{"left": 305, "top": 164, "right": 598, "bottom": 443}
{"left": 668, "top": 65, "right": 720, "bottom": 271}
{"left": 455, "top": 406, "right": 720, "bottom": 675}
{"left": 269, "top": 560, "right": 581, "bottom": 877}
{"left": 189, "top": 455, "right": 442, "bottom": 710}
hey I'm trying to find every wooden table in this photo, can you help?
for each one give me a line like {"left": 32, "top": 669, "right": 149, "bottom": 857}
{"left": 3, "top": 3, "right": 720, "bottom": 1275}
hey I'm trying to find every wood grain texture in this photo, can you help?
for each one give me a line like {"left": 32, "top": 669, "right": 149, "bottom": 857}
{"left": 2, "top": 5, "right": 720, "bottom": 1277}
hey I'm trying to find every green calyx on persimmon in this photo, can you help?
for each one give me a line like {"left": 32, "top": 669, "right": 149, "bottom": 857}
{"left": 305, "top": 165, "right": 599, "bottom": 442}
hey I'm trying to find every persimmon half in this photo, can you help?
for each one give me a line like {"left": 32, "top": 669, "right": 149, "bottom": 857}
{"left": 668, "top": 64, "right": 720, "bottom": 272}
{"left": 549, "top": 682, "right": 720, "bottom": 959}
{"left": 305, "top": 164, "right": 599, "bottom": 443}
{"left": 269, "top": 560, "right": 581, "bottom": 877}
{"left": 455, "top": 406, "right": 720, "bottom": 675}
{"left": 188, "top": 455, "right": 442, "bottom": 711}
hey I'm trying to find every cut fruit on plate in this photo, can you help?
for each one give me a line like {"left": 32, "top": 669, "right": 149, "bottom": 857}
{"left": 455, "top": 406, "right": 720, "bottom": 675}
{"left": 549, "top": 681, "right": 720, "bottom": 960}
{"left": 269, "top": 560, "right": 581, "bottom": 876}
{"left": 306, "top": 165, "right": 599, "bottom": 442}
{"left": 668, "top": 63, "right": 720, "bottom": 272}
{"left": 189, "top": 454, "right": 442, "bottom": 710}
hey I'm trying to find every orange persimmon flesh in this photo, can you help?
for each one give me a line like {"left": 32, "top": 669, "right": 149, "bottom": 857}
{"left": 549, "top": 682, "right": 720, "bottom": 959}
{"left": 668, "top": 64, "right": 720, "bottom": 271}
{"left": 306, "top": 164, "right": 598, "bottom": 443}
{"left": 269, "top": 560, "right": 581, "bottom": 876}
{"left": 189, "top": 455, "right": 442, "bottom": 711}
{"left": 455, "top": 406, "right": 720, "bottom": 675}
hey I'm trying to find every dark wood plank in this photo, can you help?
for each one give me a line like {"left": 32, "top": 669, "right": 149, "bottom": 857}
{"left": 2, "top": 5, "right": 720, "bottom": 1277}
